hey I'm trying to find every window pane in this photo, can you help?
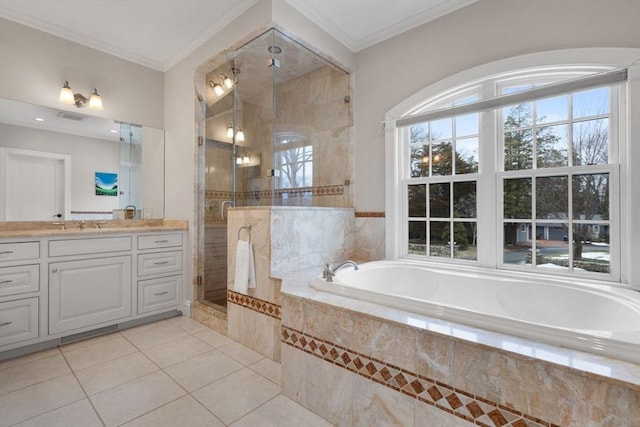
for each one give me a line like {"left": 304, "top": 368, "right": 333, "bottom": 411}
{"left": 453, "top": 222, "right": 477, "bottom": 260}
{"left": 504, "top": 178, "right": 532, "bottom": 219}
{"left": 431, "top": 141, "right": 452, "bottom": 176}
{"left": 573, "top": 87, "right": 609, "bottom": 119}
{"left": 455, "top": 137, "right": 478, "bottom": 174}
{"left": 429, "top": 221, "right": 450, "bottom": 258}
{"left": 503, "top": 103, "right": 532, "bottom": 129}
{"left": 453, "top": 181, "right": 476, "bottom": 218}
{"left": 572, "top": 118, "right": 608, "bottom": 166}
{"left": 408, "top": 221, "right": 426, "bottom": 255}
{"left": 429, "top": 183, "right": 450, "bottom": 218}
{"left": 410, "top": 141, "right": 430, "bottom": 177}
{"left": 536, "top": 95, "right": 568, "bottom": 124}
{"left": 536, "top": 175, "right": 568, "bottom": 219}
{"left": 536, "top": 124, "right": 568, "bottom": 168}
{"left": 503, "top": 222, "right": 531, "bottom": 266}
{"left": 455, "top": 113, "right": 478, "bottom": 137}
{"left": 572, "top": 173, "right": 609, "bottom": 220}
{"left": 536, "top": 228, "right": 569, "bottom": 271}
{"left": 504, "top": 130, "right": 533, "bottom": 170}
{"left": 573, "top": 223, "right": 610, "bottom": 273}
{"left": 410, "top": 123, "right": 429, "bottom": 177}
{"left": 431, "top": 118, "right": 452, "bottom": 140}
{"left": 408, "top": 184, "right": 426, "bottom": 217}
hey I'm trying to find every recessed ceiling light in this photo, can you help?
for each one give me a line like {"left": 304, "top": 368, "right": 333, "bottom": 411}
{"left": 35, "top": 117, "right": 44, "bottom": 122}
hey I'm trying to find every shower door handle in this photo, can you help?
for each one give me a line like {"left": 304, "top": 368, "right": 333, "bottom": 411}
{"left": 220, "top": 200, "right": 234, "bottom": 221}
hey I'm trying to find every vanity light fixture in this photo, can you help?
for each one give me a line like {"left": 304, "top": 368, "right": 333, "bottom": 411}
{"left": 226, "top": 123, "right": 234, "bottom": 138}
{"left": 59, "top": 81, "right": 103, "bottom": 110}
{"left": 243, "top": 154, "right": 250, "bottom": 164}
{"left": 222, "top": 74, "right": 234, "bottom": 89}
{"left": 209, "top": 80, "right": 224, "bottom": 97}
{"left": 236, "top": 128, "right": 245, "bottom": 142}
{"left": 236, "top": 156, "right": 242, "bottom": 165}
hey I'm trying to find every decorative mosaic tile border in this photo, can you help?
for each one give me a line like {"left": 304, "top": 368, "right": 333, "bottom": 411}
{"left": 282, "top": 326, "right": 559, "bottom": 427}
{"left": 227, "top": 290, "right": 281, "bottom": 319}
{"left": 206, "top": 185, "right": 344, "bottom": 201}
{"left": 355, "top": 211, "right": 385, "bottom": 218}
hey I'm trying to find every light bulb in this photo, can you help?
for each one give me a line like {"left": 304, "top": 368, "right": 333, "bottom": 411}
{"left": 59, "top": 81, "right": 74, "bottom": 104}
{"left": 222, "top": 74, "right": 234, "bottom": 89}
{"left": 89, "top": 88, "right": 103, "bottom": 110}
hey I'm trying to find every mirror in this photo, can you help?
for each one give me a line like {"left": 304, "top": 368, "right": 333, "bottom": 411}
{"left": 0, "top": 98, "right": 164, "bottom": 221}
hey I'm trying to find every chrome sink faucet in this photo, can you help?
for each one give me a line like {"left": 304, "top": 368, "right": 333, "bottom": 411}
{"left": 323, "top": 260, "right": 359, "bottom": 282}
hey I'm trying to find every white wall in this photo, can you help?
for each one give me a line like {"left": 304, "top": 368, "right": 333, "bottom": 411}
{"left": 0, "top": 123, "right": 120, "bottom": 212}
{"left": 353, "top": 0, "right": 640, "bottom": 212}
{"left": 0, "top": 17, "right": 164, "bottom": 129}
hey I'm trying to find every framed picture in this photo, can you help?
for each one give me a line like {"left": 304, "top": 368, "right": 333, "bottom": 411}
{"left": 95, "top": 172, "right": 118, "bottom": 196}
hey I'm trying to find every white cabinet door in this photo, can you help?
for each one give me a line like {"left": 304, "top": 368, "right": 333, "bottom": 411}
{"left": 49, "top": 256, "right": 131, "bottom": 334}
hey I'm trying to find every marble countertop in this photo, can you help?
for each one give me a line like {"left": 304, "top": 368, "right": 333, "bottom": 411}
{"left": 0, "top": 219, "right": 188, "bottom": 238}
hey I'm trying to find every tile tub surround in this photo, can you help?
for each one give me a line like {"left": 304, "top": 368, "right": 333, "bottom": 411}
{"left": 280, "top": 290, "right": 640, "bottom": 427}
{"left": 225, "top": 207, "right": 355, "bottom": 361}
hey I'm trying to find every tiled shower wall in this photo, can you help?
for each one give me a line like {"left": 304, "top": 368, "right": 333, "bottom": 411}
{"left": 226, "top": 207, "right": 355, "bottom": 361}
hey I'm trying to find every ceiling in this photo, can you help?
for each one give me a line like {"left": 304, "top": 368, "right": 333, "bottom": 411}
{"left": 0, "top": 0, "right": 475, "bottom": 72}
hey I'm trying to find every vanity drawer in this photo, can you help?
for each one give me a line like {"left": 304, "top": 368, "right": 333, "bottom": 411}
{"left": 0, "top": 297, "right": 39, "bottom": 346}
{"left": 49, "top": 236, "right": 132, "bottom": 257}
{"left": 137, "top": 251, "right": 182, "bottom": 276}
{"left": 138, "top": 234, "right": 183, "bottom": 250}
{"left": 138, "top": 275, "right": 181, "bottom": 314}
{"left": 0, "top": 264, "right": 39, "bottom": 297}
{"left": 0, "top": 242, "right": 39, "bottom": 262}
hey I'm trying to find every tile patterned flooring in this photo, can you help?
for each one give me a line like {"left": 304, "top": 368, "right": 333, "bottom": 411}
{"left": 0, "top": 317, "right": 332, "bottom": 427}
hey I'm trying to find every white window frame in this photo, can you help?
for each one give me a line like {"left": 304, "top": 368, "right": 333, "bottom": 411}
{"left": 385, "top": 48, "right": 640, "bottom": 288}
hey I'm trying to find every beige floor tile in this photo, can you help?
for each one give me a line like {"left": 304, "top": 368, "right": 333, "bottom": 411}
{"left": 120, "top": 320, "right": 189, "bottom": 349}
{"left": 230, "top": 394, "right": 332, "bottom": 427}
{"left": 192, "top": 368, "right": 280, "bottom": 425}
{"left": 141, "top": 335, "right": 213, "bottom": 368}
{"left": 0, "top": 348, "right": 60, "bottom": 371}
{"left": 250, "top": 358, "right": 282, "bottom": 386}
{"left": 12, "top": 399, "right": 103, "bottom": 427}
{"left": 193, "top": 329, "right": 234, "bottom": 348}
{"left": 164, "top": 350, "right": 243, "bottom": 392}
{"left": 122, "top": 395, "right": 224, "bottom": 427}
{"left": 0, "top": 353, "right": 70, "bottom": 395}
{"left": 218, "top": 342, "right": 265, "bottom": 366}
{"left": 166, "top": 316, "right": 211, "bottom": 334}
{"left": 90, "top": 370, "right": 185, "bottom": 427}
{"left": 62, "top": 334, "right": 138, "bottom": 371}
{"left": 0, "top": 374, "right": 85, "bottom": 427}
{"left": 75, "top": 352, "right": 158, "bottom": 395}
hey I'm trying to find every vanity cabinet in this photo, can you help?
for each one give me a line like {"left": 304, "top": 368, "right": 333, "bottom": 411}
{"left": 136, "top": 234, "right": 183, "bottom": 315}
{"left": 49, "top": 256, "right": 132, "bottom": 334}
{"left": 0, "top": 228, "right": 187, "bottom": 357}
{"left": 0, "top": 242, "right": 41, "bottom": 347}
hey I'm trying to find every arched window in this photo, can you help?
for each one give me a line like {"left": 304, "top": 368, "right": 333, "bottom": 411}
{"left": 385, "top": 49, "right": 640, "bottom": 285}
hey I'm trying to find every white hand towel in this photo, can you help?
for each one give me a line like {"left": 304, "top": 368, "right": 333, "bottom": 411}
{"left": 234, "top": 240, "right": 256, "bottom": 294}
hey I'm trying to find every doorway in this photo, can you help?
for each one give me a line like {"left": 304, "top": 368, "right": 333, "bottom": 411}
{"left": 0, "top": 147, "right": 70, "bottom": 220}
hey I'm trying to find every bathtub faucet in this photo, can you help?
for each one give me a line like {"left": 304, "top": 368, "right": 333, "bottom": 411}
{"left": 323, "top": 260, "right": 359, "bottom": 282}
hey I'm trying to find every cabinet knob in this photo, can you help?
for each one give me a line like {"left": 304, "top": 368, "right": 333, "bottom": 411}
{"left": 51, "top": 268, "right": 58, "bottom": 273}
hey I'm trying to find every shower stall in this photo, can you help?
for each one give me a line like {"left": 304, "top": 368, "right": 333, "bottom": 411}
{"left": 196, "top": 29, "right": 352, "bottom": 310}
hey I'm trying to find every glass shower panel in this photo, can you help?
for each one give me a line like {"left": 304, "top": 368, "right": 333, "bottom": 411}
{"left": 119, "top": 123, "right": 142, "bottom": 210}
{"left": 272, "top": 30, "right": 351, "bottom": 207}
